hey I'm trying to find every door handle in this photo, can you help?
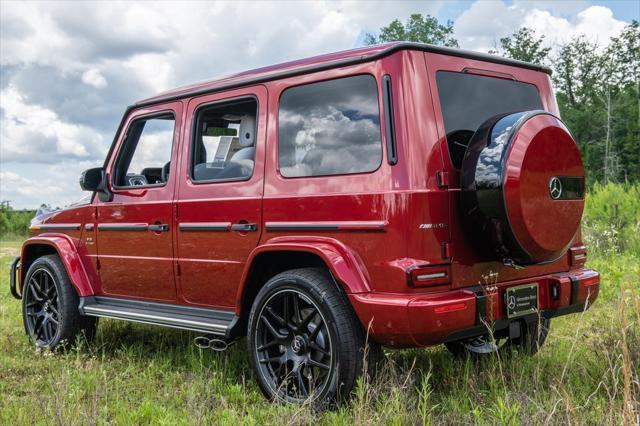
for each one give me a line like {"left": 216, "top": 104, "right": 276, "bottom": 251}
{"left": 230, "top": 223, "right": 257, "bottom": 232}
{"left": 148, "top": 223, "right": 170, "bottom": 232}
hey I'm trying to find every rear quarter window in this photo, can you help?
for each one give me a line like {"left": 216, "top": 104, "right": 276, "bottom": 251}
{"left": 278, "top": 75, "right": 382, "bottom": 178}
{"left": 436, "top": 71, "right": 543, "bottom": 169}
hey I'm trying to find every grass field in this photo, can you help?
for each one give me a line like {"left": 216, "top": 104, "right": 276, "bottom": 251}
{"left": 1, "top": 232, "right": 638, "bottom": 424}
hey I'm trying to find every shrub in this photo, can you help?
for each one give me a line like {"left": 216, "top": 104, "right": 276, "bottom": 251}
{"left": 583, "top": 182, "right": 640, "bottom": 256}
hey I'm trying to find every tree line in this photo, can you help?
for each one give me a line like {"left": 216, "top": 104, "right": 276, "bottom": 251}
{"left": 0, "top": 201, "right": 34, "bottom": 237}
{"left": 366, "top": 16, "right": 639, "bottom": 184}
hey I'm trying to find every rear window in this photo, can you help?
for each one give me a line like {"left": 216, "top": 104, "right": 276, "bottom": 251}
{"left": 278, "top": 75, "right": 382, "bottom": 178}
{"left": 436, "top": 71, "right": 543, "bottom": 168}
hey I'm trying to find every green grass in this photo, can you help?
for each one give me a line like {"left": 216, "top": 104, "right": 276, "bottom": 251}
{"left": 1, "top": 237, "right": 638, "bottom": 425}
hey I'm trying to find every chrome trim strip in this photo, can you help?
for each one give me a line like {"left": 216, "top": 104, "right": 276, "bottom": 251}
{"left": 416, "top": 272, "right": 447, "bottom": 281}
{"left": 265, "top": 221, "right": 387, "bottom": 232}
{"left": 178, "top": 222, "right": 231, "bottom": 232}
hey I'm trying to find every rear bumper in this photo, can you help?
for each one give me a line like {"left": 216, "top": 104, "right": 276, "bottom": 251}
{"left": 349, "top": 268, "right": 599, "bottom": 348}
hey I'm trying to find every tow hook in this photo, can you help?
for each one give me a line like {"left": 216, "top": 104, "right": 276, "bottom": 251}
{"left": 194, "top": 336, "right": 232, "bottom": 352}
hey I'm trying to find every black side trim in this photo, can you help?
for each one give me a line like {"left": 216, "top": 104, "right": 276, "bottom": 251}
{"left": 179, "top": 222, "right": 231, "bottom": 232}
{"left": 266, "top": 224, "right": 339, "bottom": 231}
{"left": 475, "top": 291, "right": 487, "bottom": 322}
{"left": 39, "top": 224, "right": 82, "bottom": 231}
{"left": 382, "top": 74, "right": 397, "bottom": 165}
{"left": 265, "top": 221, "right": 387, "bottom": 232}
{"left": 98, "top": 224, "right": 148, "bottom": 232}
{"left": 135, "top": 43, "right": 551, "bottom": 108}
{"left": 570, "top": 275, "right": 580, "bottom": 305}
{"left": 9, "top": 257, "right": 21, "bottom": 300}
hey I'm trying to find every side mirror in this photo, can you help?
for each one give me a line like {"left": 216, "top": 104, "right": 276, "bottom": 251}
{"left": 79, "top": 167, "right": 113, "bottom": 201}
{"left": 79, "top": 167, "right": 103, "bottom": 192}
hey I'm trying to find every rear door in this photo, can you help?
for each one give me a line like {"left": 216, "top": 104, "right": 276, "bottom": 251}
{"left": 96, "top": 102, "right": 182, "bottom": 301}
{"left": 423, "top": 52, "right": 568, "bottom": 287}
{"left": 175, "top": 86, "right": 267, "bottom": 308}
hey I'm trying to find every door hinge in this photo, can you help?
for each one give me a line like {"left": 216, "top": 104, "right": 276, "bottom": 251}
{"left": 176, "top": 261, "right": 181, "bottom": 276}
{"left": 436, "top": 171, "right": 450, "bottom": 188}
{"left": 96, "top": 258, "right": 101, "bottom": 270}
{"left": 441, "top": 242, "right": 452, "bottom": 260}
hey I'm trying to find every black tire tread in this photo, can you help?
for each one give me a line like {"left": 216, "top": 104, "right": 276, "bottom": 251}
{"left": 247, "top": 267, "right": 379, "bottom": 404}
{"left": 22, "top": 254, "right": 95, "bottom": 350}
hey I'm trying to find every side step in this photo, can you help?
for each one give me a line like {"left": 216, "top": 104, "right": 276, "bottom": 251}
{"left": 79, "top": 296, "right": 237, "bottom": 336}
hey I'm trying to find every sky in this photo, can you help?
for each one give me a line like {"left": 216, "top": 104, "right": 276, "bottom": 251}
{"left": 1, "top": 0, "right": 638, "bottom": 209}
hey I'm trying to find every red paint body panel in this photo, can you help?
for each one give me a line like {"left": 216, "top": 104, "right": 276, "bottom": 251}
{"left": 21, "top": 234, "right": 94, "bottom": 297}
{"left": 504, "top": 115, "right": 585, "bottom": 260}
{"left": 20, "top": 44, "right": 599, "bottom": 348}
{"left": 175, "top": 86, "right": 267, "bottom": 308}
{"left": 94, "top": 101, "right": 184, "bottom": 302}
{"left": 236, "top": 236, "right": 373, "bottom": 313}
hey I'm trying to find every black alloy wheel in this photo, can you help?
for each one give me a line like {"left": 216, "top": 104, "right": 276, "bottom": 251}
{"left": 22, "top": 255, "right": 97, "bottom": 350}
{"left": 248, "top": 268, "right": 380, "bottom": 405}
{"left": 24, "top": 267, "right": 61, "bottom": 346}
{"left": 254, "top": 288, "right": 334, "bottom": 402}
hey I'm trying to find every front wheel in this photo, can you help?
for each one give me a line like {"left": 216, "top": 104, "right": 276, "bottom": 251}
{"left": 247, "top": 268, "right": 379, "bottom": 405}
{"left": 22, "top": 255, "right": 97, "bottom": 350}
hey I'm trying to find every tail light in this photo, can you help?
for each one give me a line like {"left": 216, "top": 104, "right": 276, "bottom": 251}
{"left": 569, "top": 245, "right": 587, "bottom": 268}
{"left": 407, "top": 264, "right": 451, "bottom": 288}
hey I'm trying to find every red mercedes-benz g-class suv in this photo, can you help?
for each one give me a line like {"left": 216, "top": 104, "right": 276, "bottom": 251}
{"left": 10, "top": 42, "right": 599, "bottom": 404}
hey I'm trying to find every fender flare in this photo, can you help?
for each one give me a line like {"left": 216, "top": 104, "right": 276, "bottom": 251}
{"left": 235, "top": 236, "right": 371, "bottom": 310}
{"left": 20, "top": 234, "right": 95, "bottom": 297}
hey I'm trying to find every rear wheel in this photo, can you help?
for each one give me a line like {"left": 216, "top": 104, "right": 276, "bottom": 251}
{"left": 247, "top": 268, "right": 379, "bottom": 405}
{"left": 22, "top": 255, "right": 97, "bottom": 350}
{"left": 445, "top": 318, "right": 550, "bottom": 359}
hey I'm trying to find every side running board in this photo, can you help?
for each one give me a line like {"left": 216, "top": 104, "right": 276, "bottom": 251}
{"left": 79, "top": 296, "right": 238, "bottom": 337}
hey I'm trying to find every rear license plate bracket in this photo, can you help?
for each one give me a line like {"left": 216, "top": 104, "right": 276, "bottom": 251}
{"left": 505, "top": 283, "right": 539, "bottom": 318}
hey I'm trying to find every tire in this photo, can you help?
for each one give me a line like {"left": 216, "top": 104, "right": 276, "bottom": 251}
{"left": 22, "top": 254, "right": 97, "bottom": 350}
{"left": 445, "top": 318, "right": 550, "bottom": 359}
{"left": 247, "top": 268, "right": 379, "bottom": 405}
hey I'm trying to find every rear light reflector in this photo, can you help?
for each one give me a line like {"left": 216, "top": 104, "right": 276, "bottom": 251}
{"left": 583, "top": 275, "right": 599, "bottom": 287}
{"left": 408, "top": 264, "right": 451, "bottom": 288}
{"left": 434, "top": 302, "right": 467, "bottom": 314}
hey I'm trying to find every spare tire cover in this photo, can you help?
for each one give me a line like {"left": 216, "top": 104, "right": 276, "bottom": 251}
{"left": 460, "top": 111, "right": 585, "bottom": 265}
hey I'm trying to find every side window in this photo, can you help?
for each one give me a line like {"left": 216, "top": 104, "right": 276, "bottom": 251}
{"left": 191, "top": 98, "right": 257, "bottom": 182}
{"left": 114, "top": 114, "right": 175, "bottom": 188}
{"left": 436, "top": 71, "right": 543, "bottom": 169}
{"left": 278, "top": 75, "right": 382, "bottom": 178}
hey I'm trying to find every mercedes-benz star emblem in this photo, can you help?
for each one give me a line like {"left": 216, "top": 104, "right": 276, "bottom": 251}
{"left": 507, "top": 295, "right": 516, "bottom": 310}
{"left": 292, "top": 336, "right": 305, "bottom": 354}
{"left": 549, "top": 177, "right": 563, "bottom": 200}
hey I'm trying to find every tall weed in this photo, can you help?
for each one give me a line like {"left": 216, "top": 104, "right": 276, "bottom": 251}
{"left": 583, "top": 182, "right": 640, "bottom": 255}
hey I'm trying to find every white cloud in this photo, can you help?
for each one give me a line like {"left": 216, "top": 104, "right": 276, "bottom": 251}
{"left": 81, "top": 69, "right": 108, "bottom": 89}
{"left": 0, "top": 161, "right": 100, "bottom": 209}
{"left": 454, "top": 2, "right": 628, "bottom": 53}
{"left": 0, "top": 1, "right": 634, "bottom": 208}
{"left": 522, "top": 6, "right": 627, "bottom": 49}
{"left": 0, "top": 86, "right": 105, "bottom": 163}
